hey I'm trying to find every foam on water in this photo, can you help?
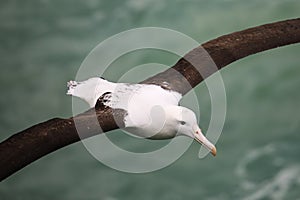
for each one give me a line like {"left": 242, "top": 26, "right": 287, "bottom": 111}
{"left": 235, "top": 143, "right": 300, "bottom": 199}
{"left": 242, "top": 165, "right": 300, "bottom": 200}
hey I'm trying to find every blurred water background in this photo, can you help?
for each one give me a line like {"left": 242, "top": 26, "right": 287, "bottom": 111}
{"left": 0, "top": 0, "right": 300, "bottom": 199}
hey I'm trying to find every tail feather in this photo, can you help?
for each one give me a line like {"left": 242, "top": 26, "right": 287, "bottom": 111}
{"left": 66, "top": 77, "right": 115, "bottom": 108}
{"left": 66, "top": 80, "right": 78, "bottom": 95}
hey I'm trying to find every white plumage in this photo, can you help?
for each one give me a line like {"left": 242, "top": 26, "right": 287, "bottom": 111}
{"left": 67, "top": 77, "right": 217, "bottom": 156}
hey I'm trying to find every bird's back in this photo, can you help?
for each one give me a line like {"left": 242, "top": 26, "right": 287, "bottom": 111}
{"left": 67, "top": 77, "right": 182, "bottom": 138}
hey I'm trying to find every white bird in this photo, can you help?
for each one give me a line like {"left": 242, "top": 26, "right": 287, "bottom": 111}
{"left": 67, "top": 77, "right": 217, "bottom": 156}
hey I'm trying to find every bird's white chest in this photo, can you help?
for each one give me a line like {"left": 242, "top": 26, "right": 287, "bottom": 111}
{"left": 123, "top": 119, "right": 177, "bottom": 139}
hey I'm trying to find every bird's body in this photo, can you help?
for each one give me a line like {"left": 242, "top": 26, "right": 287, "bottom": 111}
{"left": 67, "top": 77, "right": 217, "bottom": 156}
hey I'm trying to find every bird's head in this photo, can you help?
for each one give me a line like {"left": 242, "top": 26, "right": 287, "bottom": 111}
{"left": 169, "top": 106, "right": 217, "bottom": 156}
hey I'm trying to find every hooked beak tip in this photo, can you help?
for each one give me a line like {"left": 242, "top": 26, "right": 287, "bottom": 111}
{"left": 211, "top": 146, "right": 217, "bottom": 157}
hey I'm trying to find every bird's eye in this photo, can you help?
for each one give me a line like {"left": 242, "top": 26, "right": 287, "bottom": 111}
{"left": 180, "top": 121, "right": 186, "bottom": 125}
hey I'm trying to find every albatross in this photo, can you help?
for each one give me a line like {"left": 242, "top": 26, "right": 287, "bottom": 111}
{"left": 67, "top": 77, "right": 217, "bottom": 156}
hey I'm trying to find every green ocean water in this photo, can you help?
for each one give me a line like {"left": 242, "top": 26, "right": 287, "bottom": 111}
{"left": 0, "top": 0, "right": 300, "bottom": 199}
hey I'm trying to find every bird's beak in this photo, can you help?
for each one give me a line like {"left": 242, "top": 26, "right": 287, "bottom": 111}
{"left": 194, "top": 128, "right": 217, "bottom": 156}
